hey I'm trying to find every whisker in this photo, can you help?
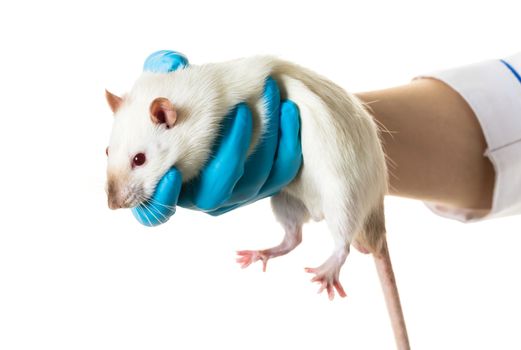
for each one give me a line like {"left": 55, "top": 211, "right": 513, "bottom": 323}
{"left": 149, "top": 202, "right": 169, "bottom": 223}
{"left": 138, "top": 203, "right": 153, "bottom": 227}
{"left": 148, "top": 198, "right": 177, "bottom": 210}
{"left": 133, "top": 193, "right": 175, "bottom": 225}
{"left": 142, "top": 202, "right": 162, "bottom": 225}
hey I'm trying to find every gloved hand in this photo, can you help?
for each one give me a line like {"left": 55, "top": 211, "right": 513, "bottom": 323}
{"left": 132, "top": 50, "right": 302, "bottom": 226}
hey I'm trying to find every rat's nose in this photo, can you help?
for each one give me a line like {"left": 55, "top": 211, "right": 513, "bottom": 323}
{"left": 106, "top": 178, "right": 125, "bottom": 210}
{"left": 108, "top": 196, "right": 122, "bottom": 210}
{"left": 107, "top": 186, "right": 133, "bottom": 209}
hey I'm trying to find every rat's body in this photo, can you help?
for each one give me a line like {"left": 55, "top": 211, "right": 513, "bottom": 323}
{"left": 106, "top": 56, "right": 409, "bottom": 349}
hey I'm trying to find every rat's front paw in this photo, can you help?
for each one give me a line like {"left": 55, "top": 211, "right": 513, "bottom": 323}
{"left": 304, "top": 267, "right": 347, "bottom": 301}
{"left": 236, "top": 250, "right": 270, "bottom": 272}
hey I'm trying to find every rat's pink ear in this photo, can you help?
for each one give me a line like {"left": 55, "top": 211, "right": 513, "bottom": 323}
{"left": 105, "top": 89, "right": 123, "bottom": 114}
{"left": 150, "top": 97, "right": 177, "bottom": 128}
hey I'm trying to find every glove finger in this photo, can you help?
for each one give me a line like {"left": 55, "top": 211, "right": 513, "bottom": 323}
{"left": 257, "top": 100, "right": 302, "bottom": 198}
{"left": 143, "top": 50, "right": 189, "bottom": 73}
{"left": 177, "top": 111, "right": 238, "bottom": 209}
{"left": 132, "top": 167, "right": 182, "bottom": 226}
{"left": 179, "top": 103, "right": 253, "bottom": 211}
{"left": 206, "top": 201, "right": 242, "bottom": 216}
{"left": 220, "top": 77, "right": 280, "bottom": 205}
{"left": 209, "top": 100, "right": 302, "bottom": 217}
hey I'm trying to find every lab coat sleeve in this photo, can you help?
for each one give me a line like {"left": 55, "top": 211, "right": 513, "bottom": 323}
{"left": 417, "top": 52, "right": 521, "bottom": 222}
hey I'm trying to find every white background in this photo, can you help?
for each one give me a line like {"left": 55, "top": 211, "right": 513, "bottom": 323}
{"left": 0, "top": 0, "right": 520, "bottom": 349}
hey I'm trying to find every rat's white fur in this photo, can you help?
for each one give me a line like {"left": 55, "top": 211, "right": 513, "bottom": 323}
{"left": 108, "top": 55, "right": 388, "bottom": 253}
{"left": 107, "top": 57, "right": 411, "bottom": 348}
{"left": 108, "top": 56, "right": 386, "bottom": 219}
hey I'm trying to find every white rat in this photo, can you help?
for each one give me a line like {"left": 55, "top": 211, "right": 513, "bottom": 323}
{"left": 105, "top": 56, "right": 410, "bottom": 349}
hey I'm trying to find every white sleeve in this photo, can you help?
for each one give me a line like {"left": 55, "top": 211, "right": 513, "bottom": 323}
{"left": 417, "top": 52, "right": 521, "bottom": 222}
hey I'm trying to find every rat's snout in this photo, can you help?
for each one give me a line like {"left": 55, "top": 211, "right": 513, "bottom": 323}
{"left": 106, "top": 174, "right": 133, "bottom": 210}
{"left": 107, "top": 178, "right": 123, "bottom": 210}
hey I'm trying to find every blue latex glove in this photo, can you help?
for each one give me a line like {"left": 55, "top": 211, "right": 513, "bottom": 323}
{"left": 132, "top": 50, "right": 302, "bottom": 226}
{"left": 132, "top": 167, "right": 182, "bottom": 226}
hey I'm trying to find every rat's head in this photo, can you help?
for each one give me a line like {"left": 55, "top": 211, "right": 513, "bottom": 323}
{"left": 104, "top": 89, "right": 179, "bottom": 210}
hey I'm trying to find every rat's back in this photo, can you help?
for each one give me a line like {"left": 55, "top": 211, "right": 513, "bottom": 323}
{"left": 109, "top": 54, "right": 408, "bottom": 348}
{"left": 177, "top": 56, "right": 388, "bottom": 232}
{"left": 125, "top": 55, "right": 388, "bottom": 219}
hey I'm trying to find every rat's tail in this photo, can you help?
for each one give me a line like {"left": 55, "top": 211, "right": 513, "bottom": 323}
{"left": 357, "top": 203, "right": 410, "bottom": 350}
{"left": 374, "top": 240, "right": 410, "bottom": 350}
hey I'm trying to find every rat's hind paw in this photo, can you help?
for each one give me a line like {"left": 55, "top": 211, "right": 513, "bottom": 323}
{"left": 304, "top": 267, "right": 347, "bottom": 300}
{"left": 236, "top": 250, "right": 269, "bottom": 272}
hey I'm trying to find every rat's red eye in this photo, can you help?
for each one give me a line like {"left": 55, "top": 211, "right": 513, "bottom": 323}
{"left": 105, "top": 147, "right": 109, "bottom": 157}
{"left": 132, "top": 153, "right": 146, "bottom": 167}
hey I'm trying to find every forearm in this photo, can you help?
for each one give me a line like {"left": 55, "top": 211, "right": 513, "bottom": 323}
{"left": 356, "top": 78, "right": 494, "bottom": 210}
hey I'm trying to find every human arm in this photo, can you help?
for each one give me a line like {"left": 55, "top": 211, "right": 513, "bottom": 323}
{"left": 357, "top": 78, "right": 495, "bottom": 211}
{"left": 357, "top": 53, "right": 521, "bottom": 221}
